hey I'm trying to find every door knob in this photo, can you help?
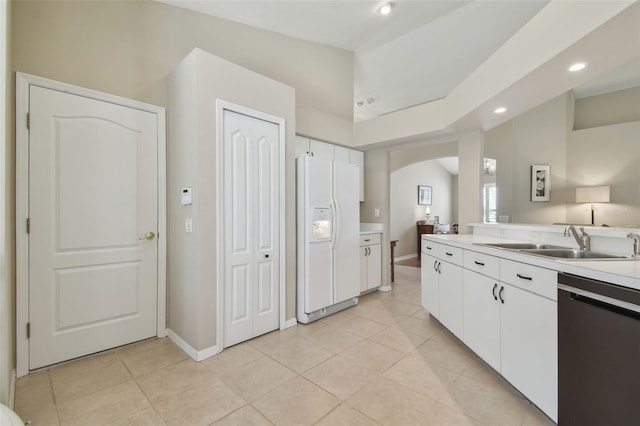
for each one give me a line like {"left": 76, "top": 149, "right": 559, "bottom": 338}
{"left": 139, "top": 231, "right": 156, "bottom": 240}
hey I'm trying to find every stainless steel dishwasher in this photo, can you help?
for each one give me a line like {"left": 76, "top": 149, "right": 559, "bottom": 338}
{"left": 558, "top": 273, "right": 640, "bottom": 426}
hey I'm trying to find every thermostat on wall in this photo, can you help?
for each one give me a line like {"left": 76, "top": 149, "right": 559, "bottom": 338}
{"left": 181, "top": 187, "right": 192, "bottom": 205}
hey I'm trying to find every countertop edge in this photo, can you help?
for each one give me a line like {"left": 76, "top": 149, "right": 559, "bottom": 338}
{"left": 422, "top": 234, "right": 640, "bottom": 291}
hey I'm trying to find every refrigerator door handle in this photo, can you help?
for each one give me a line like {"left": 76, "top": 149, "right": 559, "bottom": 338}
{"left": 330, "top": 199, "right": 338, "bottom": 250}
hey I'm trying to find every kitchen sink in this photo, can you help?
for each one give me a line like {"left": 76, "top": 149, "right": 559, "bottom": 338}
{"left": 520, "top": 249, "right": 629, "bottom": 260}
{"left": 482, "top": 243, "right": 567, "bottom": 250}
{"left": 478, "top": 242, "right": 633, "bottom": 260}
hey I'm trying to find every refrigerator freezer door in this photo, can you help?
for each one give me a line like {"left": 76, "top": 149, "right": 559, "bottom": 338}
{"left": 298, "top": 156, "right": 333, "bottom": 314}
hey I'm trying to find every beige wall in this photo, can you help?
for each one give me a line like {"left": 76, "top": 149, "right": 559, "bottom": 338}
{"left": 390, "top": 160, "right": 454, "bottom": 258}
{"left": 360, "top": 150, "right": 390, "bottom": 284}
{"left": 566, "top": 121, "right": 640, "bottom": 226}
{"left": 168, "top": 49, "right": 296, "bottom": 351}
{"left": 574, "top": 86, "right": 640, "bottom": 130}
{"left": 485, "top": 88, "right": 640, "bottom": 226}
{"left": 11, "top": 0, "right": 353, "bottom": 128}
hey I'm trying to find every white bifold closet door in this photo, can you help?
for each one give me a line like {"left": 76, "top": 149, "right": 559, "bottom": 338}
{"left": 223, "top": 109, "right": 280, "bottom": 348}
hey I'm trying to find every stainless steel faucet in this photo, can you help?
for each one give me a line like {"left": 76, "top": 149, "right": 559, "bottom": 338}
{"left": 564, "top": 225, "right": 591, "bottom": 251}
{"left": 627, "top": 233, "right": 640, "bottom": 257}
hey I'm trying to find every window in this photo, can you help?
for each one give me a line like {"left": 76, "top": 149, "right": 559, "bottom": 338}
{"left": 483, "top": 183, "right": 497, "bottom": 223}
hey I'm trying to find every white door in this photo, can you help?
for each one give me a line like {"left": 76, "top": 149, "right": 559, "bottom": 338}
{"left": 223, "top": 110, "right": 280, "bottom": 347}
{"left": 29, "top": 85, "right": 159, "bottom": 369}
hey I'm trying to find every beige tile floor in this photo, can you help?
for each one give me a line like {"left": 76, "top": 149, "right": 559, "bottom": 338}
{"left": 14, "top": 266, "right": 555, "bottom": 426}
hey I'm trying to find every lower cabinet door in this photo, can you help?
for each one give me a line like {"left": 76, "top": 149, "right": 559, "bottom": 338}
{"left": 360, "top": 247, "right": 368, "bottom": 292}
{"left": 500, "top": 283, "right": 558, "bottom": 421}
{"left": 463, "top": 270, "right": 500, "bottom": 371}
{"left": 438, "top": 261, "right": 464, "bottom": 339}
{"left": 366, "top": 244, "right": 381, "bottom": 289}
{"left": 421, "top": 253, "right": 439, "bottom": 318}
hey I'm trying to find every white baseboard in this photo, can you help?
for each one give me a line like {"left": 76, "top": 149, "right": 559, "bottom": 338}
{"left": 167, "top": 329, "right": 221, "bottom": 362}
{"left": 394, "top": 253, "right": 418, "bottom": 262}
{"left": 283, "top": 318, "right": 297, "bottom": 329}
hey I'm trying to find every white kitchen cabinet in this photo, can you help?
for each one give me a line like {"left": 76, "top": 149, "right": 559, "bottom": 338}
{"left": 295, "top": 135, "right": 310, "bottom": 157}
{"left": 349, "top": 149, "right": 364, "bottom": 202}
{"left": 420, "top": 241, "right": 464, "bottom": 339}
{"left": 500, "top": 282, "right": 557, "bottom": 421}
{"left": 310, "top": 140, "right": 334, "bottom": 161}
{"left": 295, "top": 136, "right": 334, "bottom": 161}
{"left": 360, "top": 233, "right": 381, "bottom": 292}
{"left": 461, "top": 252, "right": 558, "bottom": 422}
{"left": 437, "top": 260, "right": 463, "bottom": 339}
{"left": 421, "top": 253, "right": 439, "bottom": 317}
{"left": 463, "top": 269, "right": 501, "bottom": 371}
{"left": 334, "top": 145, "right": 350, "bottom": 164}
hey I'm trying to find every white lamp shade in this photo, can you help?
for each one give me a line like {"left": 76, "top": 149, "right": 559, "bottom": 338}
{"left": 576, "top": 186, "right": 610, "bottom": 203}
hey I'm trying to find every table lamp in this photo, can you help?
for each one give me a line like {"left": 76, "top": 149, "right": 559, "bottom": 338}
{"left": 576, "top": 186, "right": 610, "bottom": 225}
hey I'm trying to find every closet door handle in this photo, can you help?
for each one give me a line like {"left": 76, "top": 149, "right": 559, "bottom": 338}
{"left": 498, "top": 286, "right": 505, "bottom": 304}
{"left": 492, "top": 283, "right": 498, "bottom": 301}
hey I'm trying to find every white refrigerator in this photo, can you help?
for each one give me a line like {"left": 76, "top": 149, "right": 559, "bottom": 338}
{"left": 297, "top": 155, "right": 360, "bottom": 323}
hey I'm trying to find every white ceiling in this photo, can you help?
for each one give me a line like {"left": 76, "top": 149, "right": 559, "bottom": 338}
{"left": 159, "top": 0, "right": 639, "bottom": 123}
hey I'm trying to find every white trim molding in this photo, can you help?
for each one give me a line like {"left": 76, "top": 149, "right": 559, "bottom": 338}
{"left": 167, "top": 329, "right": 220, "bottom": 362}
{"left": 15, "top": 72, "right": 167, "bottom": 377}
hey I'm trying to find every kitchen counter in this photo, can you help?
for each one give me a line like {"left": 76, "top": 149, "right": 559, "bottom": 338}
{"left": 360, "top": 222, "right": 384, "bottom": 235}
{"left": 422, "top": 234, "right": 640, "bottom": 291}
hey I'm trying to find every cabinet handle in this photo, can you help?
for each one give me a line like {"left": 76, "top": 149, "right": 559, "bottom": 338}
{"left": 437, "top": 262, "right": 441, "bottom": 274}
{"left": 492, "top": 283, "right": 498, "bottom": 301}
{"left": 445, "top": 252, "right": 453, "bottom": 256}
{"left": 516, "top": 273, "right": 533, "bottom": 281}
{"left": 474, "top": 260, "right": 485, "bottom": 266}
{"left": 367, "top": 247, "right": 371, "bottom": 256}
{"left": 426, "top": 246, "right": 432, "bottom": 250}
{"left": 498, "top": 286, "right": 505, "bottom": 304}
{"left": 433, "top": 260, "right": 438, "bottom": 272}
{"left": 364, "top": 239, "right": 370, "bottom": 242}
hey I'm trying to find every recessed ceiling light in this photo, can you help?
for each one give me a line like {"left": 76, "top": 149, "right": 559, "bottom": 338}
{"left": 494, "top": 107, "right": 507, "bottom": 114}
{"left": 377, "top": 2, "right": 394, "bottom": 15}
{"left": 568, "top": 62, "right": 587, "bottom": 72}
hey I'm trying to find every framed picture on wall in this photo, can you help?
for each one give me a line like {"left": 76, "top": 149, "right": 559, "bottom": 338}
{"left": 531, "top": 164, "right": 550, "bottom": 202}
{"left": 418, "top": 185, "right": 432, "bottom": 205}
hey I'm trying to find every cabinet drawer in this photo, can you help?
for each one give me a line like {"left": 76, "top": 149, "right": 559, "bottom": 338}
{"left": 464, "top": 250, "right": 499, "bottom": 279}
{"left": 360, "top": 233, "right": 381, "bottom": 246}
{"left": 422, "top": 239, "right": 438, "bottom": 255}
{"left": 499, "top": 259, "right": 557, "bottom": 300}
{"left": 438, "top": 244, "right": 463, "bottom": 266}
